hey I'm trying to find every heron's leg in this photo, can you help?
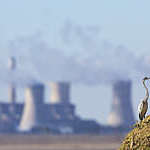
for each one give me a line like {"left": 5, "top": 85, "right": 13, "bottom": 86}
{"left": 136, "top": 121, "right": 140, "bottom": 127}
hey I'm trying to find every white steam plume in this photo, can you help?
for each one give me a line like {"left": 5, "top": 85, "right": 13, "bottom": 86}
{"left": 60, "top": 21, "right": 150, "bottom": 83}
{"left": 5, "top": 22, "right": 150, "bottom": 85}
{"left": 0, "top": 36, "right": 39, "bottom": 87}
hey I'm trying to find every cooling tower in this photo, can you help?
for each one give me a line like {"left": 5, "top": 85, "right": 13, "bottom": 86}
{"left": 50, "top": 82, "right": 70, "bottom": 104}
{"left": 107, "top": 80, "right": 135, "bottom": 127}
{"left": 8, "top": 57, "right": 16, "bottom": 103}
{"left": 18, "top": 83, "right": 44, "bottom": 131}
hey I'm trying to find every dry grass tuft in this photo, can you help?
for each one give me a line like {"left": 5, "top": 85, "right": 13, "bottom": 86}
{"left": 119, "top": 115, "right": 150, "bottom": 150}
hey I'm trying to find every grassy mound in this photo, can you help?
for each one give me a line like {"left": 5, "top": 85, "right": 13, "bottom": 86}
{"left": 119, "top": 115, "right": 150, "bottom": 150}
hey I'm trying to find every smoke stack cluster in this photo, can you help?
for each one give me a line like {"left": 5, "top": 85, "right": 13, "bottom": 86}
{"left": 107, "top": 80, "right": 135, "bottom": 127}
{"left": 19, "top": 83, "right": 44, "bottom": 131}
{"left": 8, "top": 57, "right": 16, "bottom": 104}
{"left": 50, "top": 82, "right": 70, "bottom": 104}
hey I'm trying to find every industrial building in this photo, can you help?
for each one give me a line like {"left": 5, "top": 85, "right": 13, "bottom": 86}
{"left": 0, "top": 81, "right": 100, "bottom": 134}
{"left": 0, "top": 57, "right": 135, "bottom": 134}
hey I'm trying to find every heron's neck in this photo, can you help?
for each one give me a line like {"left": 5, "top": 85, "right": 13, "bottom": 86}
{"left": 143, "top": 80, "right": 149, "bottom": 102}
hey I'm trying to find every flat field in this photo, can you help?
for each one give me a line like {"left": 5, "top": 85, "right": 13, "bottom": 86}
{"left": 0, "top": 134, "right": 123, "bottom": 150}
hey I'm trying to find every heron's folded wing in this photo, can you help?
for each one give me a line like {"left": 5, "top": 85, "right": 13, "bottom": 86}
{"left": 138, "top": 101, "right": 143, "bottom": 113}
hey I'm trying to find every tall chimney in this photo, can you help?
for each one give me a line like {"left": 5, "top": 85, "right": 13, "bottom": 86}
{"left": 50, "top": 82, "right": 70, "bottom": 104}
{"left": 107, "top": 80, "right": 135, "bottom": 127}
{"left": 8, "top": 57, "right": 16, "bottom": 104}
{"left": 18, "top": 83, "right": 44, "bottom": 131}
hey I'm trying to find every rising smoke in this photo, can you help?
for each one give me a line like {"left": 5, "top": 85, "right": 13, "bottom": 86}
{"left": 0, "top": 37, "right": 38, "bottom": 87}
{"left": 59, "top": 21, "right": 150, "bottom": 83}
{"left": 4, "top": 21, "right": 150, "bottom": 86}
{"left": 0, "top": 68, "right": 37, "bottom": 87}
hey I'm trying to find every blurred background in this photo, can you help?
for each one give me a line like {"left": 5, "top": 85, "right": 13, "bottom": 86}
{"left": 0, "top": 0, "right": 149, "bottom": 149}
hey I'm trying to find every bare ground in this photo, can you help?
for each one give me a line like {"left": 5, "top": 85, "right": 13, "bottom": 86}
{"left": 0, "top": 134, "right": 124, "bottom": 150}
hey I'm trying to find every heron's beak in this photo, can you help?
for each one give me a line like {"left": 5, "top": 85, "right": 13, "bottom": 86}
{"left": 142, "top": 77, "right": 150, "bottom": 81}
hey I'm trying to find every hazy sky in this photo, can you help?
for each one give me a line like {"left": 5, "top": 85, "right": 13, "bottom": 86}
{"left": 0, "top": 0, "right": 150, "bottom": 124}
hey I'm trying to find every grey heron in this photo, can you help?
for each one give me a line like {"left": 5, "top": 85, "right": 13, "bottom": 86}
{"left": 138, "top": 77, "right": 150, "bottom": 121}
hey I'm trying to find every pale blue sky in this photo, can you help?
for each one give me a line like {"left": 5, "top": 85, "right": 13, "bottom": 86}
{"left": 0, "top": 0, "right": 150, "bottom": 124}
{"left": 0, "top": 0, "right": 150, "bottom": 52}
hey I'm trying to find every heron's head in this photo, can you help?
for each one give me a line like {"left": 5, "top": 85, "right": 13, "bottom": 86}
{"left": 142, "top": 77, "right": 150, "bottom": 81}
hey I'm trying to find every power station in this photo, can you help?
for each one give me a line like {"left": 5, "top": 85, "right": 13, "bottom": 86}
{"left": 0, "top": 57, "right": 135, "bottom": 134}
